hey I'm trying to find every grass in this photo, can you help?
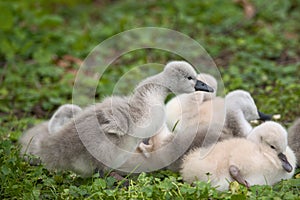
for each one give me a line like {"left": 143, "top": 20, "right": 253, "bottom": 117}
{"left": 1, "top": 0, "right": 300, "bottom": 199}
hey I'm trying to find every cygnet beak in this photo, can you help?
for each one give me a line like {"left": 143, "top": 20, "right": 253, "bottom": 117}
{"left": 142, "top": 137, "right": 150, "bottom": 145}
{"left": 258, "top": 111, "right": 273, "bottom": 121}
{"left": 194, "top": 80, "right": 214, "bottom": 92}
{"left": 278, "top": 152, "right": 293, "bottom": 172}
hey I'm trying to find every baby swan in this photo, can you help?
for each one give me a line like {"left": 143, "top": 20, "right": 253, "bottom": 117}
{"left": 163, "top": 90, "right": 268, "bottom": 171}
{"left": 180, "top": 121, "right": 296, "bottom": 191}
{"left": 19, "top": 61, "right": 214, "bottom": 177}
{"left": 288, "top": 118, "right": 300, "bottom": 166}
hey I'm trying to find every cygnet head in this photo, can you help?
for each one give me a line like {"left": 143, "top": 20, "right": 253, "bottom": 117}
{"left": 248, "top": 121, "right": 293, "bottom": 172}
{"left": 248, "top": 121, "right": 287, "bottom": 153}
{"left": 225, "top": 90, "right": 259, "bottom": 121}
{"left": 196, "top": 73, "right": 218, "bottom": 101}
{"left": 162, "top": 61, "right": 214, "bottom": 94}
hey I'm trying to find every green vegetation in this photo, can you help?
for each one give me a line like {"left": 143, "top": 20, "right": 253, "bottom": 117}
{"left": 1, "top": 0, "right": 300, "bottom": 199}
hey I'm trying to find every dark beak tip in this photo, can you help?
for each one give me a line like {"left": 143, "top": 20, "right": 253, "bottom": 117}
{"left": 278, "top": 153, "right": 293, "bottom": 173}
{"left": 142, "top": 138, "right": 150, "bottom": 145}
{"left": 194, "top": 80, "right": 214, "bottom": 93}
{"left": 258, "top": 111, "right": 273, "bottom": 121}
{"left": 195, "top": 86, "right": 214, "bottom": 93}
{"left": 283, "top": 164, "right": 293, "bottom": 173}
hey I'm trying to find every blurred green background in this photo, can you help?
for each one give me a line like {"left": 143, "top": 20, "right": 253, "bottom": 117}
{"left": 0, "top": 0, "right": 300, "bottom": 199}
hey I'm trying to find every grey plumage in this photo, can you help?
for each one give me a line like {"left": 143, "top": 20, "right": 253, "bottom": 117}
{"left": 288, "top": 118, "right": 300, "bottom": 166}
{"left": 48, "top": 104, "right": 82, "bottom": 134}
{"left": 19, "top": 121, "right": 49, "bottom": 166}
{"left": 19, "top": 61, "right": 213, "bottom": 176}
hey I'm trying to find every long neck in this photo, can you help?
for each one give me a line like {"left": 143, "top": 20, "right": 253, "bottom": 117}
{"left": 133, "top": 73, "right": 169, "bottom": 102}
{"left": 129, "top": 73, "right": 169, "bottom": 122}
{"left": 225, "top": 109, "right": 252, "bottom": 137}
{"left": 127, "top": 73, "right": 170, "bottom": 138}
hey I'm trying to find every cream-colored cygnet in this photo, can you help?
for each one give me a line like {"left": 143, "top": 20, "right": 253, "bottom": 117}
{"left": 145, "top": 90, "right": 266, "bottom": 172}
{"left": 180, "top": 121, "right": 296, "bottom": 191}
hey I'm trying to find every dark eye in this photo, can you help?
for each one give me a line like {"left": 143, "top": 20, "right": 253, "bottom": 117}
{"left": 270, "top": 145, "right": 276, "bottom": 150}
{"left": 187, "top": 76, "right": 193, "bottom": 80}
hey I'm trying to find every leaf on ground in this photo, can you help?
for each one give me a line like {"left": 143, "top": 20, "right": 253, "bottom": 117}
{"left": 229, "top": 181, "right": 241, "bottom": 193}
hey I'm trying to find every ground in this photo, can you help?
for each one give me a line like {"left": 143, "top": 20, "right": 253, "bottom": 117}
{"left": 0, "top": 0, "right": 300, "bottom": 199}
